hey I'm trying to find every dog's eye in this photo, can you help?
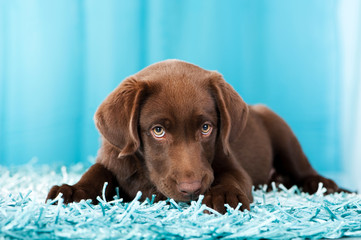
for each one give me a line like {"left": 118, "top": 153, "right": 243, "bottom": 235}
{"left": 201, "top": 123, "right": 212, "bottom": 135}
{"left": 152, "top": 126, "right": 165, "bottom": 138}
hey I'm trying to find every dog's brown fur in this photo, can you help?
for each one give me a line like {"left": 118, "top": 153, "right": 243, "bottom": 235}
{"left": 47, "top": 60, "right": 345, "bottom": 213}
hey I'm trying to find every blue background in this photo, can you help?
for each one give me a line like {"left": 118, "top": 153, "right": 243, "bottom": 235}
{"left": 0, "top": 0, "right": 360, "bottom": 189}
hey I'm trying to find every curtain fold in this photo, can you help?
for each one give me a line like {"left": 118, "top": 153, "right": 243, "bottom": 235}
{"left": 339, "top": 0, "right": 361, "bottom": 191}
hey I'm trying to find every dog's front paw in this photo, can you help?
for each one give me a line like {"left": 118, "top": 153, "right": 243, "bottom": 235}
{"left": 301, "top": 175, "right": 339, "bottom": 194}
{"left": 202, "top": 185, "right": 250, "bottom": 214}
{"left": 46, "top": 184, "right": 90, "bottom": 204}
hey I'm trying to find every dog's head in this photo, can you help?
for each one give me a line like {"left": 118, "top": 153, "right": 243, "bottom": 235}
{"left": 94, "top": 60, "right": 248, "bottom": 201}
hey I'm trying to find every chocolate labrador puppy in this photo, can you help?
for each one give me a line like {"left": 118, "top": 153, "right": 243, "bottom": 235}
{"left": 46, "top": 60, "right": 345, "bottom": 213}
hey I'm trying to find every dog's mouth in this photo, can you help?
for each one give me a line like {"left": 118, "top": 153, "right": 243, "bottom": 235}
{"left": 183, "top": 192, "right": 201, "bottom": 201}
{"left": 177, "top": 181, "right": 203, "bottom": 200}
{"left": 172, "top": 190, "right": 203, "bottom": 202}
{"left": 157, "top": 179, "right": 206, "bottom": 202}
{"left": 153, "top": 173, "right": 214, "bottom": 203}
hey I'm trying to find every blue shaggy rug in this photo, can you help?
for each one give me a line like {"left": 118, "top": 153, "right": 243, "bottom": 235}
{"left": 1, "top": 161, "right": 361, "bottom": 239}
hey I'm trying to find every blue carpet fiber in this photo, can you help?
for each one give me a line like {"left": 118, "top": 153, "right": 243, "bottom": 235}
{"left": 1, "top": 162, "right": 361, "bottom": 239}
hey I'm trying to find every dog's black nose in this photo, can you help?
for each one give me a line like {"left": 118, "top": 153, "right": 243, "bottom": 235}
{"left": 177, "top": 181, "right": 201, "bottom": 197}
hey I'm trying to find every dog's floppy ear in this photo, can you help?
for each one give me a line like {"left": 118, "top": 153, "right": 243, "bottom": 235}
{"left": 94, "top": 77, "right": 146, "bottom": 157}
{"left": 209, "top": 72, "right": 249, "bottom": 155}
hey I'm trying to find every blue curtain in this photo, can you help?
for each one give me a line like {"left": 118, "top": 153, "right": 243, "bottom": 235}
{"left": 0, "top": 0, "right": 360, "bottom": 189}
{"left": 338, "top": 0, "right": 361, "bottom": 190}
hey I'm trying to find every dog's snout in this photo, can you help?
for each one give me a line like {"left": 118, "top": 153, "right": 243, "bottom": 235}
{"left": 177, "top": 181, "right": 202, "bottom": 197}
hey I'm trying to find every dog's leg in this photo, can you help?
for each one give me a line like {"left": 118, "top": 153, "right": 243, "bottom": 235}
{"left": 46, "top": 163, "right": 119, "bottom": 204}
{"left": 253, "top": 105, "right": 343, "bottom": 194}
{"left": 203, "top": 147, "right": 253, "bottom": 214}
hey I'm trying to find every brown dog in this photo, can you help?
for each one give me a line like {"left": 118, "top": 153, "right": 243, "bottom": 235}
{"left": 46, "top": 60, "right": 345, "bottom": 213}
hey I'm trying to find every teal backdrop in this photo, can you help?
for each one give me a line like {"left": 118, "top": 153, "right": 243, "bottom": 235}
{"left": 0, "top": 0, "right": 360, "bottom": 189}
